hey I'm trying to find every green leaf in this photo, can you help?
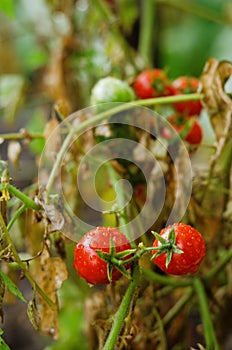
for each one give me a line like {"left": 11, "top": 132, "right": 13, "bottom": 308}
{"left": 0, "top": 270, "right": 26, "bottom": 303}
{"left": 0, "top": 329, "right": 10, "bottom": 350}
{"left": 0, "top": 0, "right": 15, "bottom": 18}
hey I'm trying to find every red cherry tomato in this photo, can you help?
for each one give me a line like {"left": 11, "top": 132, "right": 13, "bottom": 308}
{"left": 170, "top": 76, "right": 203, "bottom": 116}
{"left": 73, "top": 226, "right": 131, "bottom": 285}
{"left": 152, "top": 223, "right": 206, "bottom": 275}
{"left": 134, "top": 69, "right": 169, "bottom": 99}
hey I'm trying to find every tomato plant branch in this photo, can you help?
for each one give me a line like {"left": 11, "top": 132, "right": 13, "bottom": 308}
{"left": 7, "top": 203, "right": 27, "bottom": 231}
{"left": 141, "top": 266, "right": 191, "bottom": 288}
{"left": 105, "top": 163, "right": 136, "bottom": 247}
{"left": 0, "top": 130, "right": 44, "bottom": 141}
{"left": 2, "top": 184, "right": 40, "bottom": 211}
{"left": 153, "top": 307, "right": 167, "bottom": 349}
{"left": 138, "top": 0, "right": 156, "bottom": 65}
{"left": 205, "top": 247, "right": 232, "bottom": 283}
{"left": 0, "top": 212, "right": 56, "bottom": 310}
{"left": 193, "top": 277, "right": 220, "bottom": 350}
{"left": 45, "top": 130, "right": 75, "bottom": 200}
{"left": 102, "top": 263, "right": 141, "bottom": 350}
{"left": 163, "top": 286, "right": 193, "bottom": 326}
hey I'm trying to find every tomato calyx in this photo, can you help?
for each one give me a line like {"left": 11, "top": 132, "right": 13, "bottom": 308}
{"left": 96, "top": 237, "right": 135, "bottom": 281}
{"left": 168, "top": 115, "right": 203, "bottom": 145}
{"left": 151, "top": 229, "right": 184, "bottom": 268}
{"left": 177, "top": 117, "right": 195, "bottom": 140}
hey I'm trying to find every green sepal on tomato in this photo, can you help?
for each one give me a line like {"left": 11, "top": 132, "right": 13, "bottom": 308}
{"left": 165, "top": 115, "right": 203, "bottom": 145}
{"left": 152, "top": 223, "right": 206, "bottom": 275}
{"left": 73, "top": 226, "right": 133, "bottom": 285}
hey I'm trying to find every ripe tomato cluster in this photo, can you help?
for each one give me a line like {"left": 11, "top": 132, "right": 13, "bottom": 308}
{"left": 73, "top": 223, "right": 206, "bottom": 285}
{"left": 133, "top": 69, "right": 203, "bottom": 146}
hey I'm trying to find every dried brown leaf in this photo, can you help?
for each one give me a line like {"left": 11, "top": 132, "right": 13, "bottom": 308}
{"left": 200, "top": 58, "right": 232, "bottom": 159}
{"left": 35, "top": 246, "right": 68, "bottom": 339}
{"left": 42, "top": 203, "right": 65, "bottom": 232}
{"left": 27, "top": 297, "right": 40, "bottom": 331}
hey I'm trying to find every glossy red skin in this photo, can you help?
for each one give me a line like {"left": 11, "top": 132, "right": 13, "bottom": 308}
{"left": 169, "top": 76, "right": 203, "bottom": 116}
{"left": 152, "top": 223, "right": 206, "bottom": 275}
{"left": 73, "top": 227, "right": 131, "bottom": 285}
{"left": 184, "top": 119, "right": 203, "bottom": 144}
{"left": 168, "top": 116, "right": 203, "bottom": 145}
{"left": 134, "top": 69, "right": 169, "bottom": 99}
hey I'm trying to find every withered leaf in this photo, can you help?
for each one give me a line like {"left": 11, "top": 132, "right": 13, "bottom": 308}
{"left": 27, "top": 296, "right": 40, "bottom": 331}
{"left": 36, "top": 198, "right": 65, "bottom": 232}
{"left": 35, "top": 247, "right": 68, "bottom": 339}
{"left": 200, "top": 58, "right": 232, "bottom": 159}
{"left": 43, "top": 203, "right": 65, "bottom": 232}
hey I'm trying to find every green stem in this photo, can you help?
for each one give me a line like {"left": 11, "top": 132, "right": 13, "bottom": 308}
{"left": 141, "top": 266, "right": 191, "bottom": 287}
{"left": 205, "top": 247, "right": 232, "bottom": 283}
{"left": 102, "top": 263, "right": 140, "bottom": 350}
{"left": 7, "top": 204, "right": 27, "bottom": 231}
{"left": 117, "top": 244, "right": 179, "bottom": 266}
{"left": 193, "top": 277, "right": 220, "bottom": 350}
{"left": 105, "top": 163, "right": 136, "bottom": 248}
{"left": 153, "top": 307, "right": 167, "bottom": 350}
{"left": 45, "top": 130, "right": 75, "bottom": 200}
{"left": 138, "top": 0, "right": 156, "bottom": 65}
{"left": 6, "top": 184, "right": 40, "bottom": 211}
{"left": 162, "top": 287, "right": 193, "bottom": 326}
{"left": 0, "top": 131, "right": 44, "bottom": 141}
{"left": 134, "top": 93, "right": 203, "bottom": 106}
{"left": 45, "top": 93, "right": 203, "bottom": 198}
{"left": 156, "top": 0, "right": 232, "bottom": 26}
{"left": 0, "top": 213, "right": 56, "bottom": 310}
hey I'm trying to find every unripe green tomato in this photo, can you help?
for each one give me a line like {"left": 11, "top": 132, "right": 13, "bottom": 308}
{"left": 90, "top": 77, "right": 135, "bottom": 105}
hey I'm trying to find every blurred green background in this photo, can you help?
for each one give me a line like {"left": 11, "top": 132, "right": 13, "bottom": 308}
{"left": 0, "top": 0, "right": 232, "bottom": 349}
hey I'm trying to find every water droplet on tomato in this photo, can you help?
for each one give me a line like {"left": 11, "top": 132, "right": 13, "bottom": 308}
{"left": 90, "top": 240, "right": 98, "bottom": 248}
{"left": 90, "top": 255, "right": 97, "bottom": 262}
